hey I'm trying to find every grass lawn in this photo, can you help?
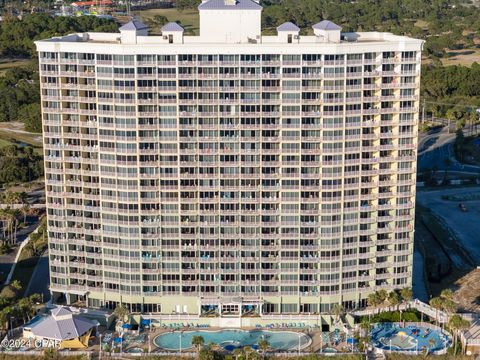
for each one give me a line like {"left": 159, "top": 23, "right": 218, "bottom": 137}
{"left": 0, "top": 58, "right": 33, "bottom": 77}
{"left": 0, "top": 122, "right": 43, "bottom": 153}
{"left": 442, "top": 48, "right": 480, "bottom": 66}
{"left": 133, "top": 8, "right": 199, "bottom": 34}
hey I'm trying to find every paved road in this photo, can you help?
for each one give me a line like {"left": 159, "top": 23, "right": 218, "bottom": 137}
{"left": 24, "top": 251, "right": 50, "bottom": 301}
{"left": 418, "top": 127, "right": 480, "bottom": 174}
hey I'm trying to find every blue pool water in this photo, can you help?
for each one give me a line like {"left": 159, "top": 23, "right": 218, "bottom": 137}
{"left": 155, "top": 330, "right": 311, "bottom": 351}
{"left": 371, "top": 323, "right": 451, "bottom": 352}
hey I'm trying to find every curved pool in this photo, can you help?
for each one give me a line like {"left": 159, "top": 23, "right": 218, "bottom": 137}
{"left": 155, "top": 329, "right": 311, "bottom": 351}
{"left": 371, "top": 323, "right": 452, "bottom": 353}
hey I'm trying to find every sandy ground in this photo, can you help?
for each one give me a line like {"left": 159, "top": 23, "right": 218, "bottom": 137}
{"left": 416, "top": 188, "right": 480, "bottom": 266}
{"left": 452, "top": 268, "right": 480, "bottom": 313}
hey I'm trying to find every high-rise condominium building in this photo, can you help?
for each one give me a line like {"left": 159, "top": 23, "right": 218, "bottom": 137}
{"left": 36, "top": 0, "right": 423, "bottom": 320}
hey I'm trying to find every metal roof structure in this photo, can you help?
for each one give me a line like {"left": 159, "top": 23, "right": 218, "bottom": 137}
{"left": 312, "top": 20, "right": 342, "bottom": 31}
{"left": 119, "top": 20, "right": 148, "bottom": 31}
{"left": 161, "top": 22, "right": 184, "bottom": 32}
{"left": 29, "top": 307, "right": 96, "bottom": 340}
{"left": 277, "top": 22, "right": 300, "bottom": 32}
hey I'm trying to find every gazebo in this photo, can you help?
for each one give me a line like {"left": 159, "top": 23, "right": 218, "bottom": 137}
{"left": 23, "top": 307, "right": 97, "bottom": 349}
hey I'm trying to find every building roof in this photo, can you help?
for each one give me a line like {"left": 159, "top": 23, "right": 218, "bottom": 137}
{"left": 198, "top": 0, "right": 262, "bottom": 11}
{"left": 313, "top": 20, "right": 342, "bottom": 31}
{"left": 29, "top": 307, "right": 96, "bottom": 341}
{"left": 161, "top": 22, "right": 184, "bottom": 32}
{"left": 277, "top": 22, "right": 300, "bottom": 32}
{"left": 119, "top": 20, "right": 148, "bottom": 31}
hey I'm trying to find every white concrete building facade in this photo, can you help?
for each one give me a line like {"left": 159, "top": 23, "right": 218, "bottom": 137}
{"left": 36, "top": 0, "right": 423, "bottom": 318}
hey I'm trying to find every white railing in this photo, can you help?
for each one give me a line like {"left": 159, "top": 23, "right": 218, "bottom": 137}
{"left": 351, "top": 299, "right": 449, "bottom": 323}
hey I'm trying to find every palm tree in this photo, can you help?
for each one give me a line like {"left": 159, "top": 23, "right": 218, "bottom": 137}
{"left": 0, "top": 307, "right": 12, "bottom": 336}
{"left": 359, "top": 318, "right": 371, "bottom": 337}
{"left": 448, "top": 314, "right": 470, "bottom": 355}
{"left": 377, "top": 289, "right": 388, "bottom": 303}
{"left": 192, "top": 335, "right": 205, "bottom": 355}
{"left": 20, "top": 203, "right": 31, "bottom": 225}
{"left": 388, "top": 291, "right": 400, "bottom": 309}
{"left": 257, "top": 338, "right": 270, "bottom": 359}
{"left": 17, "top": 297, "right": 35, "bottom": 323}
{"left": 332, "top": 303, "right": 344, "bottom": 323}
{"left": 400, "top": 287, "right": 412, "bottom": 303}
{"left": 367, "top": 292, "right": 380, "bottom": 308}
{"left": 242, "top": 346, "right": 254, "bottom": 360}
{"left": 0, "top": 208, "right": 8, "bottom": 243}
{"left": 10, "top": 280, "right": 22, "bottom": 292}
{"left": 429, "top": 297, "right": 443, "bottom": 325}
{"left": 113, "top": 304, "right": 129, "bottom": 324}
{"left": 233, "top": 348, "right": 244, "bottom": 360}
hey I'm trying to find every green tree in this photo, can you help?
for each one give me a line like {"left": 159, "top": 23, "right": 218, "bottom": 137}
{"left": 199, "top": 344, "right": 218, "bottom": 360}
{"left": 429, "top": 297, "right": 443, "bottom": 325}
{"left": 359, "top": 317, "right": 371, "bottom": 337}
{"left": 113, "top": 304, "right": 129, "bottom": 323}
{"left": 448, "top": 314, "right": 470, "bottom": 355}
{"left": 19, "top": 103, "right": 42, "bottom": 133}
{"left": 400, "top": 287, "right": 412, "bottom": 303}
{"left": 388, "top": 291, "right": 401, "bottom": 308}
{"left": 258, "top": 338, "right": 270, "bottom": 359}
{"left": 332, "top": 303, "right": 344, "bottom": 323}
{"left": 367, "top": 292, "right": 381, "bottom": 307}
{"left": 377, "top": 289, "right": 388, "bottom": 303}
{"left": 192, "top": 335, "right": 205, "bottom": 354}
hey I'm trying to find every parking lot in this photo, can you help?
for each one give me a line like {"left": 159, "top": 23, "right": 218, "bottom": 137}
{"left": 416, "top": 187, "right": 480, "bottom": 267}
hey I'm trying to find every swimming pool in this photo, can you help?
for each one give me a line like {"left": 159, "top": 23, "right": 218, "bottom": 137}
{"left": 370, "top": 323, "right": 452, "bottom": 353}
{"left": 155, "top": 329, "right": 311, "bottom": 351}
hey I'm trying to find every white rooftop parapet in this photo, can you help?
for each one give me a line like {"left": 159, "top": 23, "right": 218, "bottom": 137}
{"left": 161, "top": 22, "right": 184, "bottom": 44}
{"left": 312, "top": 20, "right": 342, "bottom": 43}
{"left": 276, "top": 22, "right": 300, "bottom": 43}
{"left": 119, "top": 20, "right": 148, "bottom": 44}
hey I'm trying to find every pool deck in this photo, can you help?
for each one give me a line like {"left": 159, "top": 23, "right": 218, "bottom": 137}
{"left": 145, "top": 327, "right": 353, "bottom": 354}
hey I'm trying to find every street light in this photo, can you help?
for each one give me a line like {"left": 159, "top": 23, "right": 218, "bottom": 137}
{"left": 99, "top": 334, "right": 102, "bottom": 360}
